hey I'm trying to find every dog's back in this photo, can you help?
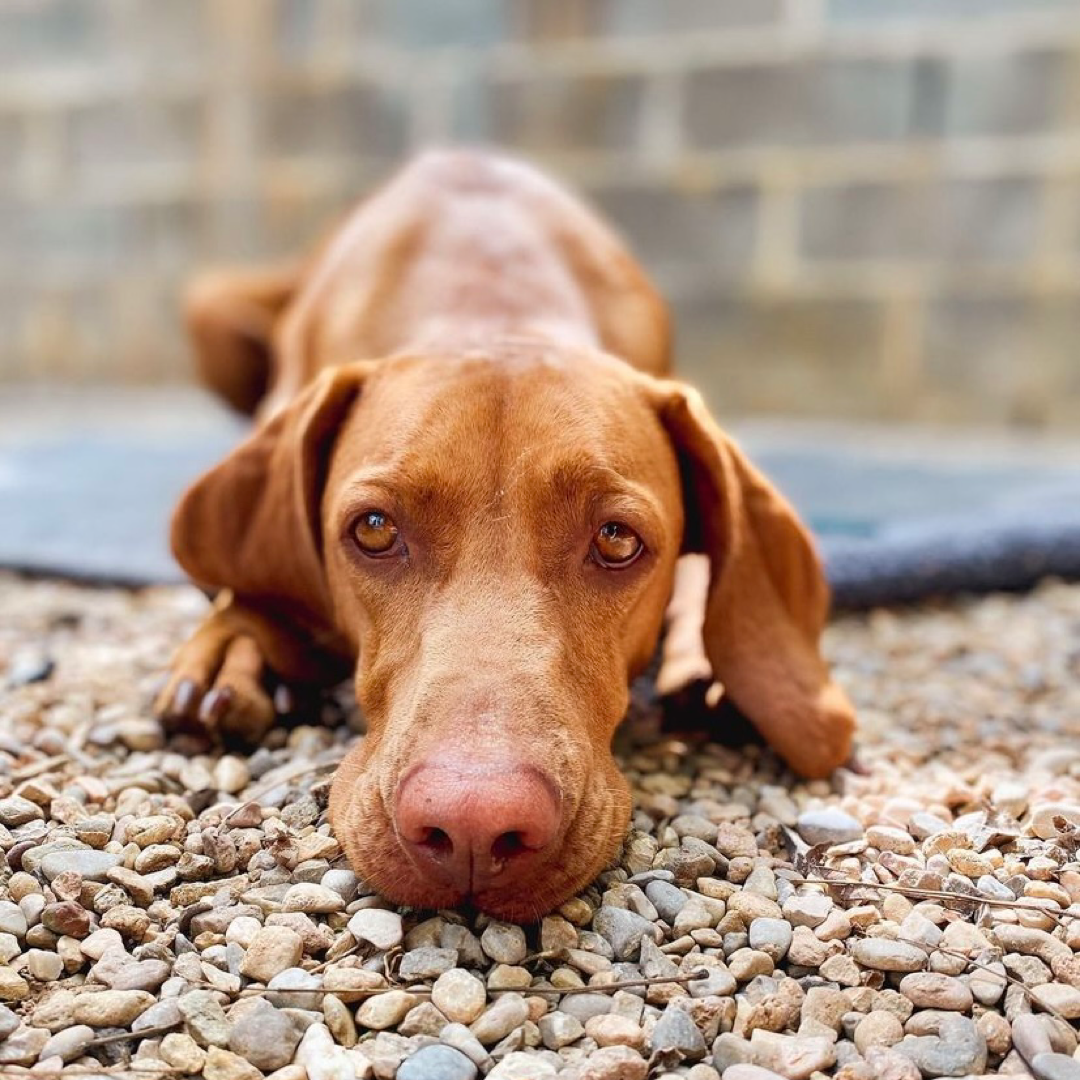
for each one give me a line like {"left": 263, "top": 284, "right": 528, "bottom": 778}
{"left": 189, "top": 150, "right": 672, "bottom": 422}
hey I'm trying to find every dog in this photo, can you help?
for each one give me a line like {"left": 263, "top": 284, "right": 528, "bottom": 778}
{"left": 157, "top": 150, "right": 855, "bottom": 921}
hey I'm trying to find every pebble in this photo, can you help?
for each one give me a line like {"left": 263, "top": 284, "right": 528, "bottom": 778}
{"left": 470, "top": 993, "right": 530, "bottom": 1045}
{"left": 854, "top": 1010, "right": 904, "bottom": 1052}
{"left": 178, "top": 989, "right": 232, "bottom": 1047}
{"left": 796, "top": 808, "right": 863, "bottom": 845}
{"left": 1031, "top": 1053, "right": 1080, "bottom": 1080}
{"left": 204, "top": 1046, "right": 263, "bottom": 1080}
{"left": 850, "top": 939, "right": 927, "bottom": 972}
{"left": 593, "top": 905, "right": 661, "bottom": 960}
{"left": 238, "top": 925, "right": 304, "bottom": 982}
{"left": 0, "top": 1007, "right": 17, "bottom": 1040}
{"left": 0, "top": 1026, "right": 49, "bottom": 1065}
{"left": 895, "top": 1014, "right": 987, "bottom": 1077}
{"left": 228, "top": 998, "right": 305, "bottom": 1071}
{"left": 39, "top": 1025, "right": 95, "bottom": 1063}
{"left": 898, "top": 972, "right": 973, "bottom": 1011}
{"left": 539, "top": 1010, "right": 585, "bottom": 1049}
{"left": 160, "top": 1032, "right": 208, "bottom": 1073}
{"left": 356, "top": 989, "right": 417, "bottom": 1030}
{"left": 3, "top": 576, "right": 1080, "bottom": 1078}
{"left": 577, "top": 1045, "right": 648, "bottom": 1080}
{"left": 747, "top": 918, "right": 793, "bottom": 961}
{"left": 432, "top": 968, "right": 488, "bottom": 1024}
{"left": 398, "top": 1044, "right": 479, "bottom": 1080}
{"left": 347, "top": 908, "right": 404, "bottom": 951}
{"left": 72, "top": 988, "right": 155, "bottom": 1026}
{"left": 40, "top": 849, "right": 123, "bottom": 881}
{"left": 750, "top": 1030, "right": 836, "bottom": 1078}
{"left": 651, "top": 1004, "right": 707, "bottom": 1061}
{"left": 282, "top": 883, "right": 345, "bottom": 914}
{"left": 481, "top": 922, "right": 528, "bottom": 965}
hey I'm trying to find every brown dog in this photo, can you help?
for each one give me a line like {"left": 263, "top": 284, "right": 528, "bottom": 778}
{"left": 157, "top": 150, "right": 855, "bottom": 921}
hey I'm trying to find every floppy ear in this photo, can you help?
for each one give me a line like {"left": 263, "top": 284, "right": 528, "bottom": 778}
{"left": 656, "top": 384, "right": 855, "bottom": 778}
{"left": 171, "top": 363, "right": 371, "bottom": 629}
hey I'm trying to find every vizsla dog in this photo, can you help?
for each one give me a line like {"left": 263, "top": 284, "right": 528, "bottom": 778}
{"left": 158, "top": 150, "right": 855, "bottom": 922}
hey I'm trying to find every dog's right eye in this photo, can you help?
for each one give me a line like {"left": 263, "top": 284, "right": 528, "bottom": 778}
{"left": 352, "top": 510, "right": 401, "bottom": 557}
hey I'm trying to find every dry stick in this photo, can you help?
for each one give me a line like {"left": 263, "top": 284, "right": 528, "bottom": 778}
{"left": 801, "top": 874, "right": 1077, "bottom": 926}
{"left": 177, "top": 969, "right": 712, "bottom": 1001}
{"left": 10, "top": 753, "right": 70, "bottom": 781}
{"left": 901, "top": 937, "right": 1071, "bottom": 1026}
{"left": 87, "top": 1023, "right": 182, "bottom": 1049}
{"left": 220, "top": 760, "right": 338, "bottom": 824}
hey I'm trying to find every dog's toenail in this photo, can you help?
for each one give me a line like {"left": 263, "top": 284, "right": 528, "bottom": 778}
{"left": 173, "top": 679, "right": 200, "bottom": 719}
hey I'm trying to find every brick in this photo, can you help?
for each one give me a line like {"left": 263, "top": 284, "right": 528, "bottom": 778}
{"left": 67, "top": 99, "right": 203, "bottom": 180}
{"left": 358, "top": 0, "right": 509, "bottom": 49}
{"left": 590, "top": 183, "right": 757, "bottom": 279}
{"left": 674, "top": 291, "right": 888, "bottom": 418}
{"left": 827, "top": 0, "right": 1079, "bottom": 24}
{"left": 800, "top": 177, "right": 1040, "bottom": 263}
{"left": 0, "top": 115, "right": 24, "bottom": 190}
{"left": 262, "top": 83, "right": 409, "bottom": 160}
{"left": 684, "top": 57, "right": 917, "bottom": 149}
{"left": 108, "top": 0, "right": 207, "bottom": 77}
{"left": 14, "top": 204, "right": 132, "bottom": 272}
{"left": 467, "top": 71, "right": 647, "bottom": 153}
{"left": 137, "top": 201, "right": 204, "bottom": 271}
{"left": 943, "top": 50, "right": 1068, "bottom": 137}
{"left": 0, "top": 0, "right": 105, "bottom": 70}
{"left": 507, "top": 0, "right": 784, "bottom": 41}
{"left": 921, "top": 293, "right": 1047, "bottom": 423}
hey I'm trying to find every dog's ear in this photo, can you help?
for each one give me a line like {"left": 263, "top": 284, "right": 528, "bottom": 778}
{"left": 654, "top": 383, "right": 855, "bottom": 778}
{"left": 171, "top": 363, "right": 372, "bottom": 628}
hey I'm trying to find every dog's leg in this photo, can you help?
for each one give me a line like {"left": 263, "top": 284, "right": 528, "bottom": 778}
{"left": 184, "top": 264, "right": 298, "bottom": 416}
{"left": 154, "top": 591, "right": 341, "bottom": 744}
{"left": 656, "top": 554, "right": 713, "bottom": 699}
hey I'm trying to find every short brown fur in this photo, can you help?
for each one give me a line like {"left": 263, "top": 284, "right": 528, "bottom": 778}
{"left": 160, "top": 150, "right": 855, "bottom": 920}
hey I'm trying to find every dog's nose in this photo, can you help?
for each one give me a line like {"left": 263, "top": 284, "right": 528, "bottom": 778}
{"left": 395, "top": 756, "right": 561, "bottom": 892}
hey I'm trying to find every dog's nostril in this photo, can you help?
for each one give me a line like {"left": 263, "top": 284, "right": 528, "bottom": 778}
{"left": 490, "top": 830, "right": 529, "bottom": 862}
{"left": 417, "top": 826, "right": 453, "bottom": 856}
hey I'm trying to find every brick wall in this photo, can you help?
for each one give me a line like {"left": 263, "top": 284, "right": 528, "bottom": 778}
{"left": 3, "top": 0, "right": 1080, "bottom": 427}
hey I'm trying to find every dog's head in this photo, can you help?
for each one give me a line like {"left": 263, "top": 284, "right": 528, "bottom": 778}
{"left": 173, "top": 346, "right": 853, "bottom": 920}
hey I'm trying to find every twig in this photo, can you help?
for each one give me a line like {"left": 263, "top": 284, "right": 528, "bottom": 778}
{"left": 181, "top": 968, "right": 711, "bottom": 1001}
{"left": 10, "top": 753, "right": 70, "bottom": 781}
{"left": 801, "top": 874, "right": 1075, "bottom": 926}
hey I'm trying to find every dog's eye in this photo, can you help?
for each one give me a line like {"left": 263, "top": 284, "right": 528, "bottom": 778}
{"left": 353, "top": 510, "right": 400, "bottom": 556}
{"left": 591, "top": 521, "right": 643, "bottom": 568}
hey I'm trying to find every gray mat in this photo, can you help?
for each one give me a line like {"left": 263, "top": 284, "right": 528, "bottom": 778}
{"left": 3, "top": 391, "right": 1079, "bottom": 609}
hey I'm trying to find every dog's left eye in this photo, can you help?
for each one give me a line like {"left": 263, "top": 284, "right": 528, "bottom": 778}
{"left": 353, "top": 510, "right": 401, "bottom": 557}
{"left": 591, "top": 521, "right": 644, "bottom": 568}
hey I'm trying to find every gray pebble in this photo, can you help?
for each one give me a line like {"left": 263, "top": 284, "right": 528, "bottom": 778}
{"left": 398, "top": 1043, "right": 479, "bottom": 1080}
{"left": 1032, "top": 1053, "right": 1080, "bottom": 1080}
{"left": 748, "top": 918, "right": 793, "bottom": 961}
{"left": 399, "top": 947, "right": 458, "bottom": 980}
{"left": 480, "top": 923, "right": 527, "bottom": 966}
{"left": 40, "top": 850, "right": 123, "bottom": 882}
{"left": 851, "top": 938, "right": 927, "bottom": 972}
{"left": 228, "top": 997, "right": 305, "bottom": 1071}
{"left": 645, "top": 880, "right": 688, "bottom": 923}
{"left": 593, "top": 906, "right": 661, "bottom": 961}
{"left": 796, "top": 808, "right": 863, "bottom": 845}
{"left": 650, "top": 1004, "right": 706, "bottom": 1061}
{"left": 39, "top": 1025, "right": 95, "bottom": 1063}
{"left": 0, "top": 1006, "right": 18, "bottom": 1040}
{"left": 896, "top": 1015, "right": 987, "bottom": 1077}
{"left": 177, "top": 989, "right": 231, "bottom": 1048}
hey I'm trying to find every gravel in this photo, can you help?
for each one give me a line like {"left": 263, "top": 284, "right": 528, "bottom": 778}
{"left": 0, "top": 572, "right": 1079, "bottom": 1078}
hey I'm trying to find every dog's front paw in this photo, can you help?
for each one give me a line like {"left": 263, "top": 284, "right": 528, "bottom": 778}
{"left": 155, "top": 618, "right": 279, "bottom": 744}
